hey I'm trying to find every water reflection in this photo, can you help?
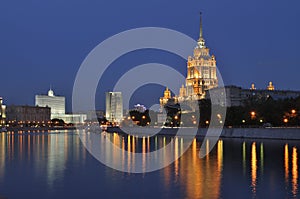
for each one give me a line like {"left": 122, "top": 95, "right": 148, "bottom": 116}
{"left": 217, "top": 140, "right": 223, "bottom": 173}
{"left": 251, "top": 142, "right": 257, "bottom": 195}
{"left": 0, "top": 133, "right": 5, "bottom": 184}
{"left": 260, "top": 143, "right": 264, "bottom": 175}
{"left": 284, "top": 144, "right": 289, "bottom": 184}
{"left": 283, "top": 144, "right": 299, "bottom": 197}
{"left": 179, "top": 139, "right": 223, "bottom": 199}
{"left": 292, "top": 147, "right": 298, "bottom": 197}
{"left": 0, "top": 131, "right": 86, "bottom": 190}
{"left": 97, "top": 133, "right": 224, "bottom": 198}
{"left": 242, "top": 141, "right": 246, "bottom": 175}
{"left": 0, "top": 131, "right": 300, "bottom": 198}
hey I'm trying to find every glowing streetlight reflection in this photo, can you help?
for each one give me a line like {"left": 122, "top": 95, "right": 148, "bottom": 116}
{"left": 292, "top": 147, "right": 298, "bottom": 197}
{"left": 251, "top": 142, "right": 257, "bottom": 195}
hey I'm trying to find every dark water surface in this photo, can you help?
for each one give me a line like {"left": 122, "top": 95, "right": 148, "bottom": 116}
{"left": 0, "top": 130, "right": 299, "bottom": 199}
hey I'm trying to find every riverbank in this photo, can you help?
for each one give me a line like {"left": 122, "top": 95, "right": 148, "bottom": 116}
{"left": 3, "top": 126, "right": 78, "bottom": 132}
{"left": 106, "top": 126, "right": 300, "bottom": 140}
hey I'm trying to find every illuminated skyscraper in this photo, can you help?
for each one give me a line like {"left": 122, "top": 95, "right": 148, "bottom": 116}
{"left": 106, "top": 92, "right": 123, "bottom": 124}
{"left": 184, "top": 13, "right": 218, "bottom": 100}
{"left": 160, "top": 13, "right": 218, "bottom": 108}
{"left": 0, "top": 97, "right": 6, "bottom": 126}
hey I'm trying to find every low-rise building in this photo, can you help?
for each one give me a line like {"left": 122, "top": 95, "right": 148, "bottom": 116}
{"left": 6, "top": 105, "right": 51, "bottom": 123}
{"left": 86, "top": 110, "right": 105, "bottom": 121}
{"left": 51, "top": 113, "right": 87, "bottom": 124}
{"left": 206, "top": 84, "right": 300, "bottom": 107}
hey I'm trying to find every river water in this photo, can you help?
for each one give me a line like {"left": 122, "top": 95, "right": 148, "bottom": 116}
{"left": 0, "top": 130, "right": 299, "bottom": 199}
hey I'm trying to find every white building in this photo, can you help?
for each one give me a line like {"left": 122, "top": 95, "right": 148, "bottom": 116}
{"left": 106, "top": 92, "right": 123, "bottom": 124}
{"left": 35, "top": 89, "right": 65, "bottom": 115}
{"left": 36, "top": 89, "right": 87, "bottom": 124}
{"left": 134, "top": 104, "right": 147, "bottom": 113}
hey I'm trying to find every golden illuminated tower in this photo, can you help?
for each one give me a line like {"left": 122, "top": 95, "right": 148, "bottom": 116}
{"left": 179, "top": 85, "right": 187, "bottom": 97}
{"left": 250, "top": 83, "right": 256, "bottom": 90}
{"left": 160, "top": 87, "right": 172, "bottom": 108}
{"left": 164, "top": 87, "right": 171, "bottom": 99}
{"left": 185, "top": 13, "right": 218, "bottom": 100}
{"left": 159, "top": 13, "right": 219, "bottom": 109}
{"left": 267, "top": 82, "right": 275, "bottom": 91}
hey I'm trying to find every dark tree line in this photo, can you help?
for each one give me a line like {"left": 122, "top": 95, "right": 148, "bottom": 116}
{"left": 129, "top": 110, "right": 151, "bottom": 126}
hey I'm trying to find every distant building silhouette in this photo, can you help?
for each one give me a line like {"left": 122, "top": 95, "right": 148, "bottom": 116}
{"left": 206, "top": 84, "right": 300, "bottom": 107}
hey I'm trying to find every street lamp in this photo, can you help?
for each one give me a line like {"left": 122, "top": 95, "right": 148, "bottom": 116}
{"left": 250, "top": 111, "right": 256, "bottom": 120}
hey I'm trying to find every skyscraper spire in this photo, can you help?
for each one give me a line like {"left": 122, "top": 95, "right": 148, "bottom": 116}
{"left": 199, "top": 12, "right": 203, "bottom": 39}
{"left": 197, "top": 12, "right": 206, "bottom": 48}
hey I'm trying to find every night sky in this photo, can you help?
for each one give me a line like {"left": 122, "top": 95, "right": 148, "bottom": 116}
{"left": 1, "top": 0, "right": 300, "bottom": 112}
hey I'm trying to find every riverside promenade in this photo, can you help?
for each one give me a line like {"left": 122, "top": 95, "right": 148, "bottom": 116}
{"left": 106, "top": 126, "right": 300, "bottom": 140}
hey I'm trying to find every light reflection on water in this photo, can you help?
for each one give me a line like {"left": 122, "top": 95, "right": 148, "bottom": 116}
{"left": 292, "top": 147, "right": 298, "bottom": 197}
{"left": 251, "top": 142, "right": 257, "bottom": 196}
{"left": 0, "top": 130, "right": 299, "bottom": 199}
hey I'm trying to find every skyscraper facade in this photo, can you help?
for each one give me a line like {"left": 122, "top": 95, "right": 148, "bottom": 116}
{"left": 105, "top": 92, "right": 123, "bottom": 124}
{"left": 0, "top": 97, "right": 6, "bottom": 126}
{"left": 160, "top": 14, "right": 218, "bottom": 108}
{"left": 183, "top": 13, "right": 218, "bottom": 100}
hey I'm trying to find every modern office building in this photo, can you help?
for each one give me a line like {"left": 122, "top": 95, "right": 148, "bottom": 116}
{"left": 0, "top": 97, "right": 6, "bottom": 126}
{"left": 35, "top": 88, "right": 87, "bottom": 124}
{"left": 35, "top": 89, "right": 65, "bottom": 115}
{"left": 6, "top": 105, "right": 51, "bottom": 123}
{"left": 106, "top": 92, "right": 123, "bottom": 124}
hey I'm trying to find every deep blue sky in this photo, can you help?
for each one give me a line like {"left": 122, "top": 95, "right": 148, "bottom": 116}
{"left": 1, "top": 0, "right": 300, "bottom": 112}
